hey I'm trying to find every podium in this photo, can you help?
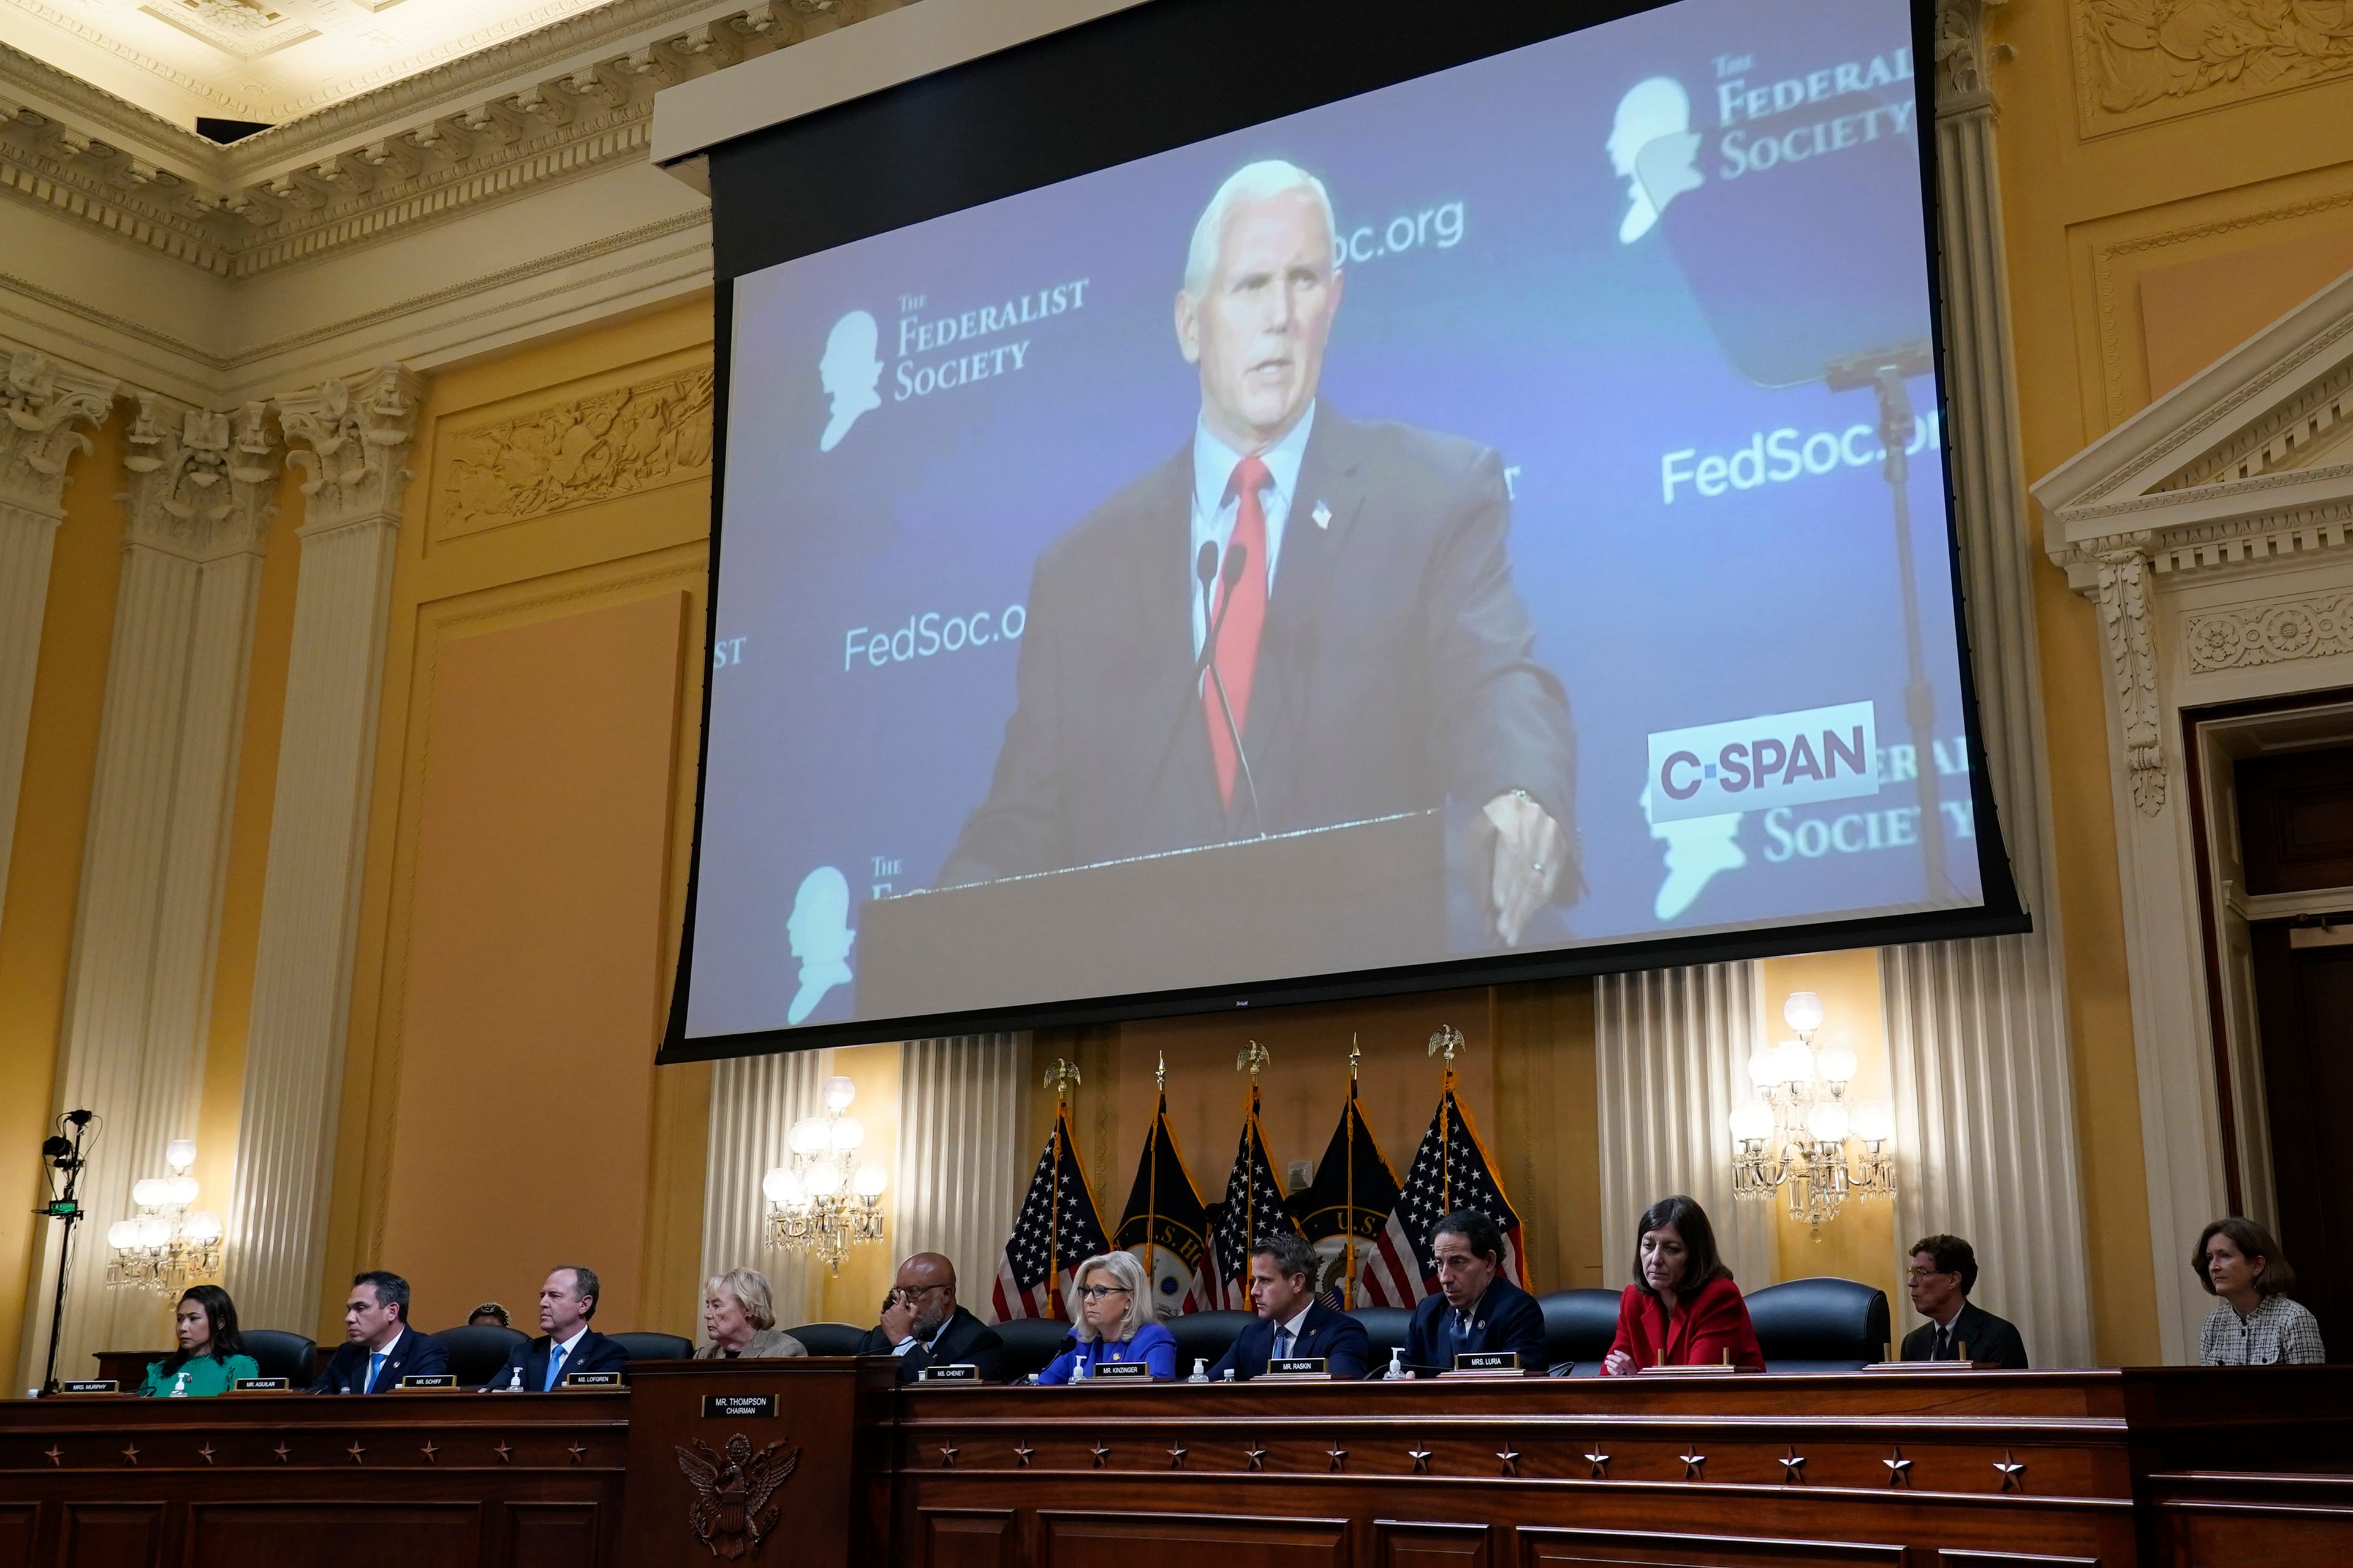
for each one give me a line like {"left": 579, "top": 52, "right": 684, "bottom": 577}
{"left": 859, "top": 810, "right": 1446, "bottom": 1019}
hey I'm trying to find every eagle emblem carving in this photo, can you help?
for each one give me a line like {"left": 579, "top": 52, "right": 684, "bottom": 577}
{"left": 675, "top": 1433, "right": 800, "bottom": 1559}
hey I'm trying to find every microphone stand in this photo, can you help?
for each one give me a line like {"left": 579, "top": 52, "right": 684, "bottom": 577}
{"left": 1827, "top": 341, "right": 1946, "bottom": 903}
{"left": 36, "top": 1112, "right": 95, "bottom": 1396}
{"left": 1199, "top": 543, "right": 1267, "bottom": 839}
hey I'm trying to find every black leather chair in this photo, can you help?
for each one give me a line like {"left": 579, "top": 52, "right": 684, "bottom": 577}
{"left": 1168, "top": 1310, "right": 1252, "bottom": 1377}
{"left": 607, "top": 1331, "right": 693, "bottom": 1363}
{"left": 784, "top": 1322, "right": 876, "bottom": 1357}
{"left": 1539, "top": 1288, "right": 1621, "bottom": 1375}
{"left": 992, "top": 1317, "right": 1073, "bottom": 1381}
{"left": 1355, "top": 1308, "right": 1412, "bottom": 1377}
{"left": 1746, "top": 1277, "right": 1891, "bottom": 1371}
{"left": 241, "top": 1329, "right": 316, "bottom": 1385}
{"left": 430, "top": 1325, "right": 526, "bottom": 1386}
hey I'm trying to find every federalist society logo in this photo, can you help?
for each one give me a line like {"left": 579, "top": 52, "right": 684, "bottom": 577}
{"left": 817, "top": 279, "right": 1091, "bottom": 452}
{"left": 1646, "top": 702, "right": 1879, "bottom": 824}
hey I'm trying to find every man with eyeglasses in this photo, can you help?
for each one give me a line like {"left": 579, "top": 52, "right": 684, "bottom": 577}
{"left": 1900, "top": 1234, "right": 2028, "bottom": 1368}
{"left": 1402, "top": 1210, "right": 1546, "bottom": 1373}
{"left": 855, "top": 1252, "right": 1007, "bottom": 1382}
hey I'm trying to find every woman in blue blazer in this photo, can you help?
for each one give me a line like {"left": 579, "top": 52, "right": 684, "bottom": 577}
{"left": 1038, "top": 1250, "right": 1176, "bottom": 1383}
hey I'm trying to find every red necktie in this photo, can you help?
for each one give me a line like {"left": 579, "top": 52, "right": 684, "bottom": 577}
{"left": 1205, "top": 453, "right": 1271, "bottom": 809}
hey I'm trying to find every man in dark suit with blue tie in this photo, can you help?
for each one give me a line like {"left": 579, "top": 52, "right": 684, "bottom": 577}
{"left": 1207, "top": 1233, "right": 1372, "bottom": 1381}
{"left": 308, "top": 1271, "right": 449, "bottom": 1393}
{"left": 483, "top": 1266, "right": 631, "bottom": 1391}
{"left": 1404, "top": 1211, "right": 1546, "bottom": 1372}
{"left": 940, "top": 159, "right": 1577, "bottom": 949}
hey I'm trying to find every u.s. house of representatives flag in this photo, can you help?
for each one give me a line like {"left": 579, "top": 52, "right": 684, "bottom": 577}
{"left": 1115, "top": 1090, "right": 1215, "bottom": 1319}
{"left": 990, "top": 1105, "right": 1110, "bottom": 1322}
{"left": 1357, "top": 1086, "right": 1526, "bottom": 1307}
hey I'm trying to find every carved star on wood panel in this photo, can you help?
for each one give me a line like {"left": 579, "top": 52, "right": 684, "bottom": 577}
{"left": 1583, "top": 1449, "right": 1610, "bottom": 1479}
{"left": 1407, "top": 1442, "right": 1433, "bottom": 1474}
{"left": 1245, "top": 1442, "right": 1267, "bottom": 1472}
{"left": 1327, "top": 1444, "right": 1347, "bottom": 1472}
{"left": 1995, "top": 1451, "right": 2026, "bottom": 1491}
{"left": 346, "top": 1441, "right": 366, "bottom": 1463}
{"left": 43, "top": 1445, "right": 62, "bottom": 1466}
{"left": 1679, "top": 1450, "right": 1705, "bottom": 1480}
{"left": 492, "top": 1441, "right": 513, "bottom": 1464}
{"left": 121, "top": 1444, "right": 140, "bottom": 1466}
{"left": 1496, "top": 1445, "right": 1522, "bottom": 1477}
{"left": 1090, "top": 1440, "right": 1110, "bottom": 1469}
{"left": 198, "top": 1442, "right": 217, "bottom": 1466}
{"left": 1779, "top": 1448, "right": 1806, "bottom": 1482}
{"left": 567, "top": 1442, "right": 588, "bottom": 1464}
{"left": 1884, "top": 1447, "right": 1913, "bottom": 1486}
{"left": 938, "top": 1443, "right": 958, "bottom": 1468}
{"left": 1013, "top": 1441, "right": 1034, "bottom": 1468}
{"left": 419, "top": 1441, "right": 439, "bottom": 1464}
{"left": 273, "top": 1442, "right": 292, "bottom": 1463}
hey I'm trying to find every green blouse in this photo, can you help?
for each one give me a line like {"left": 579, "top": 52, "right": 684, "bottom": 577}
{"left": 137, "top": 1352, "right": 260, "bottom": 1397}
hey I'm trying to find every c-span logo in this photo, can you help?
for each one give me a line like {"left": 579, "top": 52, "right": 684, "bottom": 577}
{"left": 1647, "top": 702, "right": 1878, "bottom": 824}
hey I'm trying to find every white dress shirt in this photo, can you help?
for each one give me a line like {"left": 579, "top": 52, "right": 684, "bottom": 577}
{"left": 1188, "top": 403, "right": 1317, "bottom": 659}
{"left": 544, "top": 1325, "right": 589, "bottom": 1390}
{"left": 1270, "top": 1301, "right": 1315, "bottom": 1361}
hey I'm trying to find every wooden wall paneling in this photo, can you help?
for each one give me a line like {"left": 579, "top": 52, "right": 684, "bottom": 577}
{"left": 0, "top": 1506, "right": 31, "bottom": 1568}
{"left": 1037, "top": 1512, "right": 1349, "bottom": 1568}
{"left": 1936, "top": 1552, "right": 2101, "bottom": 1568}
{"left": 55, "top": 1504, "right": 161, "bottom": 1568}
{"left": 1376, "top": 1520, "right": 1491, "bottom": 1568}
{"left": 1517, "top": 1526, "right": 1901, "bottom": 1568}
{"left": 2159, "top": 1499, "right": 2353, "bottom": 1568}
{"left": 919, "top": 1508, "right": 1016, "bottom": 1568}
{"left": 500, "top": 1502, "right": 601, "bottom": 1568}
{"left": 182, "top": 1503, "right": 480, "bottom": 1568}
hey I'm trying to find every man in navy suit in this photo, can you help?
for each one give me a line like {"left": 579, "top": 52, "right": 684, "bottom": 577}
{"left": 941, "top": 159, "right": 1577, "bottom": 948}
{"left": 309, "top": 1271, "right": 449, "bottom": 1393}
{"left": 1403, "top": 1211, "right": 1546, "bottom": 1371}
{"left": 1208, "top": 1233, "right": 1371, "bottom": 1382}
{"left": 483, "top": 1266, "right": 631, "bottom": 1390}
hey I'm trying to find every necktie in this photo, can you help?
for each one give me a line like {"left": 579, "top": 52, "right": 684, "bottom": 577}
{"left": 366, "top": 1352, "right": 385, "bottom": 1393}
{"left": 545, "top": 1342, "right": 569, "bottom": 1392}
{"left": 1273, "top": 1327, "right": 1292, "bottom": 1361}
{"left": 1933, "top": 1325, "right": 1952, "bottom": 1362}
{"left": 1204, "top": 453, "right": 1271, "bottom": 809}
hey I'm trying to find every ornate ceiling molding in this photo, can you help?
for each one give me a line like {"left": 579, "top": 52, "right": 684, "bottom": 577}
{"left": 0, "top": 1, "right": 893, "bottom": 279}
{"left": 2071, "top": 0, "right": 2353, "bottom": 138}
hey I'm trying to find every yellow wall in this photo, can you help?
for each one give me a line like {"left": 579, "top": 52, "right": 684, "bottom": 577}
{"left": 1988, "top": 0, "right": 2353, "bottom": 1366}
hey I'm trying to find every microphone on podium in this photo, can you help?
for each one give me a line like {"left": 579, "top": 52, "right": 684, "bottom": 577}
{"left": 1197, "top": 540, "right": 1266, "bottom": 838}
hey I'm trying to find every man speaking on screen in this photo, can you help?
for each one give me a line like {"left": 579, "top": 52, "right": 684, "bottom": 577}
{"left": 938, "top": 160, "right": 1577, "bottom": 945}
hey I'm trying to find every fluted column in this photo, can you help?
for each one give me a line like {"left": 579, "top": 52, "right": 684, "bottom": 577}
{"left": 892, "top": 1035, "right": 1031, "bottom": 1290}
{"left": 29, "top": 398, "right": 280, "bottom": 1377}
{"left": 1594, "top": 963, "right": 1775, "bottom": 1290}
{"left": 0, "top": 346, "right": 115, "bottom": 940}
{"left": 1876, "top": 1, "right": 2094, "bottom": 1368}
{"left": 701, "top": 1051, "right": 832, "bottom": 1333}
{"left": 222, "top": 367, "right": 422, "bottom": 1333}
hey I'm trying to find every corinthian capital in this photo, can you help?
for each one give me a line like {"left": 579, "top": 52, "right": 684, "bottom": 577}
{"left": 122, "top": 395, "right": 282, "bottom": 559}
{"left": 1, "top": 347, "right": 118, "bottom": 520}
{"left": 1935, "top": 0, "right": 2010, "bottom": 116}
{"left": 278, "top": 365, "right": 425, "bottom": 534}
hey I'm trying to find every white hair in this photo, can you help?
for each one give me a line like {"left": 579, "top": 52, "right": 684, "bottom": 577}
{"left": 1066, "top": 1250, "right": 1152, "bottom": 1344}
{"left": 1183, "top": 159, "right": 1338, "bottom": 297}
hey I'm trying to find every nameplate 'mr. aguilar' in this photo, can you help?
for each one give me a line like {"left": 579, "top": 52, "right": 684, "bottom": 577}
{"left": 702, "top": 1393, "right": 776, "bottom": 1418}
{"left": 232, "top": 1377, "right": 289, "bottom": 1392}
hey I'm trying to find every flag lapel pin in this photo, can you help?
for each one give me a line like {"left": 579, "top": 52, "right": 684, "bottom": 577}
{"left": 1312, "top": 500, "right": 1332, "bottom": 529}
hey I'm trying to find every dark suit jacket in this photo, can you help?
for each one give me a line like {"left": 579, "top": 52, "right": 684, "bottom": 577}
{"left": 854, "top": 1306, "right": 1007, "bottom": 1384}
{"left": 1207, "top": 1297, "right": 1373, "bottom": 1381}
{"left": 939, "top": 410, "right": 1577, "bottom": 894}
{"left": 307, "top": 1325, "right": 449, "bottom": 1394}
{"left": 1901, "top": 1301, "right": 2029, "bottom": 1369}
{"left": 482, "top": 1327, "right": 631, "bottom": 1391}
{"left": 1404, "top": 1276, "right": 1547, "bottom": 1371}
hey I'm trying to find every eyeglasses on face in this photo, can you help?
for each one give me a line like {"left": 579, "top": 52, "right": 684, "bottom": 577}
{"left": 1077, "top": 1284, "right": 1132, "bottom": 1301}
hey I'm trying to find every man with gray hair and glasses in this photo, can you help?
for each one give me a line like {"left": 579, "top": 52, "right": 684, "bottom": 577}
{"left": 940, "top": 157, "right": 1577, "bottom": 950}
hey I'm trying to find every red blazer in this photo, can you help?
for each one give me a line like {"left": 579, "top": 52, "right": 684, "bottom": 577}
{"left": 1602, "top": 1274, "right": 1765, "bottom": 1373}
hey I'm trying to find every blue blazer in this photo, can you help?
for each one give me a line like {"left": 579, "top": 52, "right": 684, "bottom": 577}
{"left": 1207, "top": 1298, "right": 1373, "bottom": 1381}
{"left": 1404, "top": 1276, "right": 1546, "bottom": 1371}
{"left": 1038, "top": 1320, "right": 1176, "bottom": 1384}
{"left": 307, "top": 1325, "right": 448, "bottom": 1394}
{"left": 482, "top": 1327, "right": 630, "bottom": 1391}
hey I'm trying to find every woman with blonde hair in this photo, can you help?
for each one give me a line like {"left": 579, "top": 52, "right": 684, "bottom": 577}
{"left": 1037, "top": 1250, "right": 1175, "bottom": 1382}
{"left": 696, "top": 1268, "right": 809, "bottom": 1360}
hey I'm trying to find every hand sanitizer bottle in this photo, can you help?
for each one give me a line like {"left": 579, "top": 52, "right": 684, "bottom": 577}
{"left": 506, "top": 1365, "right": 523, "bottom": 1393}
{"left": 1186, "top": 1358, "right": 1208, "bottom": 1385}
{"left": 169, "top": 1368, "right": 189, "bottom": 1398}
{"left": 1384, "top": 1347, "right": 1406, "bottom": 1381}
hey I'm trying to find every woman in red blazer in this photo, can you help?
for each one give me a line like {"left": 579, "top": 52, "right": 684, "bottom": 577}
{"left": 1601, "top": 1195, "right": 1766, "bottom": 1373}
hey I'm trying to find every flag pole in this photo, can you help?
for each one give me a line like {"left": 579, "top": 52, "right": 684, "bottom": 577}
{"left": 1146, "top": 1051, "right": 1164, "bottom": 1307}
{"left": 1045, "top": 1058, "right": 1082, "bottom": 1317}
{"left": 1237, "top": 1040, "right": 1270, "bottom": 1297}
{"left": 1345, "top": 1034, "right": 1360, "bottom": 1310}
{"left": 1428, "top": 1025, "right": 1461, "bottom": 1214}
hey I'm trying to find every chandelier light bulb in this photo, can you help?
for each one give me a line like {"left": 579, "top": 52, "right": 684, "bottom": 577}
{"left": 1775, "top": 1039, "right": 1816, "bottom": 1086}
{"left": 804, "top": 1161, "right": 843, "bottom": 1197}
{"left": 1729, "top": 1099, "right": 1775, "bottom": 1143}
{"left": 822, "top": 1075, "right": 857, "bottom": 1113}
{"left": 135, "top": 1215, "right": 172, "bottom": 1248}
{"left": 164, "top": 1139, "right": 197, "bottom": 1171}
{"left": 830, "top": 1115, "right": 865, "bottom": 1153}
{"left": 107, "top": 1221, "right": 138, "bottom": 1249}
{"left": 184, "top": 1210, "right": 224, "bottom": 1242}
{"left": 1851, "top": 1101, "right": 1896, "bottom": 1145}
{"left": 852, "top": 1162, "right": 888, "bottom": 1197}
{"left": 1806, "top": 1101, "right": 1851, "bottom": 1145}
{"left": 788, "top": 1117, "right": 830, "bottom": 1157}
{"left": 762, "top": 1166, "right": 795, "bottom": 1203}
{"left": 131, "top": 1178, "right": 168, "bottom": 1209}
{"left": 1815, "top": 1042, "right": 1859, "bottom": 1085}
{"left": 164, "top": 1175, "right": 200, "bottom": 1208}
{"left": 1746, "top": 1049, "right": 1779, "bottom": 1088}
{"left": 1783, "top": 991, "right": 1825, "bottom": 1034}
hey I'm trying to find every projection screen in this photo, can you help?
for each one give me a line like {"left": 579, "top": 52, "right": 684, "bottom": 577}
{"left": 664, "top": 0, "right": 2025, "bottom": 1059}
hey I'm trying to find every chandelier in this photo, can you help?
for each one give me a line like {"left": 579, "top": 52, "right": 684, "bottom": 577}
{"left": 1729, "top": 993, "right": 1896, "bottom": 1232}
{"left": 106, "top": 1140, "right": 223, "bottom": 1293}
{"left": 763, "top": 1076, "right": 888, "bottom": 1274}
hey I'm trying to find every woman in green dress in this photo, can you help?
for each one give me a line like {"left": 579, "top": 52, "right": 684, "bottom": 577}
{"left": 138, "top": 1284, "right": 258, "bottom": 1396}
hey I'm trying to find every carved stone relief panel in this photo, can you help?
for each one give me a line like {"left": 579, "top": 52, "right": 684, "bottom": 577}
{"left": 432, "top": 362, "right": 714, "bottom": 541}
{"left": 2073, "top": 0, "right": 2353, "bottom": 137}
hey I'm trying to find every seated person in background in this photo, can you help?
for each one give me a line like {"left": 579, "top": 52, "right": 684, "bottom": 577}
{"left": 467, "top": 1303, "right": 511, "bottom": 1329}
{"left": 697, "top": 1268, "right": 808, "bottom": 1359}
{"left": 1208, "top": 1233, "right": 1372, "bottom": 1381}
{"left": 855, "top": 1252, "right": 1006, "bottom": 1382}
{"left": 1038, "top": 1251, "right": 1176, "bottom": 1382}
{"left": 1403, "top": 1210, "right": 1546, "bottom": 1371}
{"left": 140, "top": 1284, "right": 258, "bottom": 1396}
{"left": 1901, "top": 1233, "right": 2029, "bottom": 1368}
{"left": 309, "top": 1270, "right": 449, "bottom": 1393}
{"left": 484, "top": 1266, "right": 631, "bottom": 1390}
{"left": 1602, "top": 1195, "right": 1764, "bottom": 1373}
{"left": 2195, "top": 1217, "right": 2325, "bottom": 1366}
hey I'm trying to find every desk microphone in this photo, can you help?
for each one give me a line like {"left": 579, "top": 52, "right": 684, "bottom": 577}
{"left": 1197, "top": 540, "right": 1266, "bottom": 838}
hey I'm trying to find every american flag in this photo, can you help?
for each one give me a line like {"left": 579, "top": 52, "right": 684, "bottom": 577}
{"left": 1205, "top": 1104, "right": 1301, "bottom": 1310}
{"left": 1357, "top": 1086, "right": 1526, "bottom": 1308}
{"left": 989, "top": 1107, "right": 1110, "bottom": 1323}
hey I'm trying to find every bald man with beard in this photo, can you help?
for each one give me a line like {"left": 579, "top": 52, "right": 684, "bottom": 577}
{"left": 855, "top": 1252, "right": 1007, "bottom": 1383}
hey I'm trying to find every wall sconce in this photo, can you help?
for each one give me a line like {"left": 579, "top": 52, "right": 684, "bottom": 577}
{"left": 763, "top": 1076, "right": 888, "bottom": 1274}
{"left": 1729, "top": 993, "right": 1896, "bottom": 1232}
